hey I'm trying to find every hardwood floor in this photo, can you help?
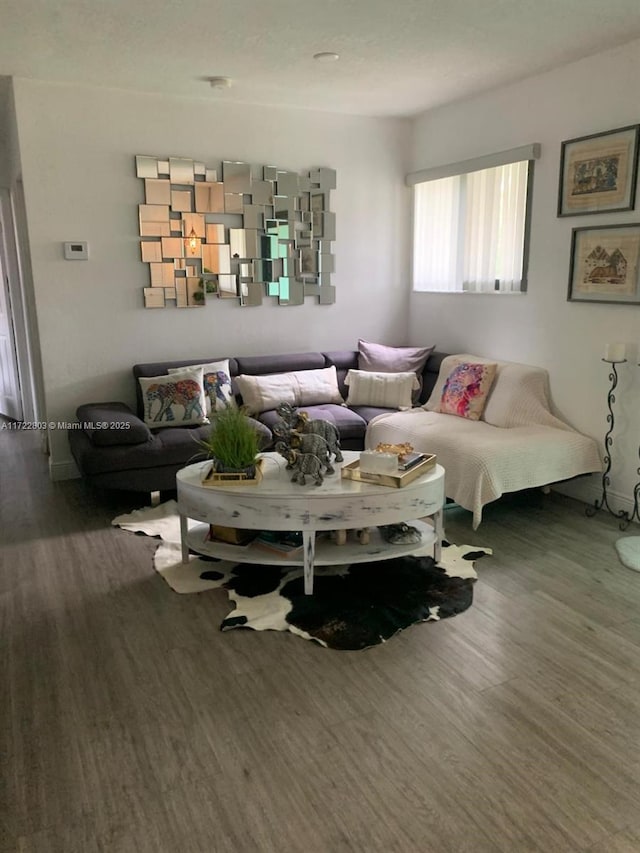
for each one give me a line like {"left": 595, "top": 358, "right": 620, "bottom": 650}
{"left": 2, "top": 424, "right": 640, "bottom": 852}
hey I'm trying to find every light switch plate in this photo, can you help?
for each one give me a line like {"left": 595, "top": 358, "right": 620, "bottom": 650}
{"left": 63, "top": 241, "right": 89, "bottom": 260}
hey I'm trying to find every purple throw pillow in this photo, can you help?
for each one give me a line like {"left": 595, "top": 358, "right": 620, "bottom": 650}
{"left": 357, "top": 340, "right": 435, "bottom": 402}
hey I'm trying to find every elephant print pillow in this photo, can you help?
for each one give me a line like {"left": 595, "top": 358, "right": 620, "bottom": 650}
{"left": 169, "top": 360, "right": 236, "bottom": 417}
{"left": 139, "top": 367, "right": 208, "bottom": 428}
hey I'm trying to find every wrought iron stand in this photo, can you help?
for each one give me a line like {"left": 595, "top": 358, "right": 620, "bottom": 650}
{"left": 627, "top": 451, "right": 640, "bottom": 525}
{"left": 585, "top": 358, "right": 631, "bottom": 529}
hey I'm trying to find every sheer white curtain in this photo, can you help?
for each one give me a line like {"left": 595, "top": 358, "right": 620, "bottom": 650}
{"left": 413, "top": 159, "right": 529, "bottom": 293}
{"left": 413, "top": 176, "right": 461, "bottom": 292}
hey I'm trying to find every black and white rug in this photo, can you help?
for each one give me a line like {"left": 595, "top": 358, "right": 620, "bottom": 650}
{"left": 113, "top": 501, "right": 491, "bottom": 650}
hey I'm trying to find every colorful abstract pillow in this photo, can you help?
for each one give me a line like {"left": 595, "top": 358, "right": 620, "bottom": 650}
{"left": 169, "top": 360, "right": 235, "bottom": 416}
{"left": 138, "top": 367, "right": 208, "bottom": 428}
{"left": 438, "top": 362, "right": 497, "bottom": 420}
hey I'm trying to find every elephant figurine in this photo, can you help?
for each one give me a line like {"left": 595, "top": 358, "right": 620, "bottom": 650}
{"left": 285, "top": 449, "right": 325, "bottom": 485}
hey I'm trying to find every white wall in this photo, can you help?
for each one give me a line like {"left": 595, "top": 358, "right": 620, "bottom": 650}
{"left": 0, "top": 78, "right": 9, "bottom": 187}
{"left": 408, "top": 38, "right": 640, "bottom": 513}
{"left": 11, "top": 79, "right": 411, "bottom": 476}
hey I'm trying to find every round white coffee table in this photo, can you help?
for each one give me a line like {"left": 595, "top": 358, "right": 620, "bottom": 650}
{"left": 177, "top": 451, "right": 445, "bottom": 595}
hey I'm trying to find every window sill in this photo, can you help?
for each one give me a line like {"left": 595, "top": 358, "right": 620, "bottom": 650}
{"left": 412, "top": 290, "right": 526, "bottom": 296}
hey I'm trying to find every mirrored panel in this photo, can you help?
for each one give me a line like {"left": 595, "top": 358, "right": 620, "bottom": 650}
{"left": 319, "top": 284, "right": 336, "bottom": 304}
{"left": 251, "top": 180, "right": 273, "bottom": 205}
{"left": 287, "top": 281, "right": 304, "bottom": 305}
{"left": 223, "top": 161, "right": 251, "bottom": 193}
{"left": 145, "top": 179, "right": 171, "bottom": 205}
{"left": 141, "top": 241, "right": 162, "bottom": 263}
{"left": 136, "top": 156, "right": 159, "bottom": 179}
{"left": 202, "top": 243, "right": 230, "bottom": 274}
{"left": 243, "top": 205, "right": 263, "bottom": 230}
{"left": 195, "top": 182, "right": 224, "bottom": 213}
{"left": 309, "top": 167, "right": 337, "bottom": 191}
{"left": 186, "top": 276, "right": 205, "bottom": 307}
{"left": 276, "top": 171, "right": 299, "bottom": 196}
{"left": 261, "top": 234, "right": 277, "bottom": 258}
{"left": 182, "top": 213, "right": 205, "bottom": 239}
{"left": 171, "top": 190, "right": 192, "bottom": 213}
{"left": 206, "top": 223, "right": 225, "bottom": 244}
{"left": 175, "top": 279, "right": 188, "bottom": 307}
{"left": 224, "top": 193, "right": 244, "bottom": 214}
{"left": 169, "top": 158, "right": 195, "bottom": 184}
{"left": 139, "top": 204, "right": 169, "bottom": 223}
{"left": 229, "top": 228, "right": 246, "bottom": 259}
{"left": 240, "top": 282, "right": 264, "bottom": 307}
{"left": 274, "top": 196, "right": 296, "bottom": 219}
{"left": 161, "top": 237, "right": 184, "bottom": 259}
{"left": 150, "top": 262, "right": 175, "bottom": 286}
{"left": 144, "top": 287, "right": 165, "bottom": 307}
{"left": 300, "top": 247, "right": 318, "bottom": 275}
{"left": 218, "top": 274, "right": 239, "bottom": 298}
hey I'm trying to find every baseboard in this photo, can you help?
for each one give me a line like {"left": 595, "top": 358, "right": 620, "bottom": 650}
{"left": 552, "top": 475, "right": 636, "bottom": 518}
{"left": 49, "top": 458, "right": 80, "bottom": 481}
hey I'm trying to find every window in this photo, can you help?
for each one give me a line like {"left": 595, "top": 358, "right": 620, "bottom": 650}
{"left": 408, "top": 144, "right": 539, "bottom": 293}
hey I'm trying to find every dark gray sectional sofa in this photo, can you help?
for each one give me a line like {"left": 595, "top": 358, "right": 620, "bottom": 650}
{"left": 69, "top": 348, "right": 446, "bottom": 494}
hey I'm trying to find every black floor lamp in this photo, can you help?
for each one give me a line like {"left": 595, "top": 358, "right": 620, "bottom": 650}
{"left": 585, "top": 342, "right": 630, "bottom": 529}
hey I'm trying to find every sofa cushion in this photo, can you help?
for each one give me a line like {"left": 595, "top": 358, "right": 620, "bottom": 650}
{"left": 438, "top": 362, "right": 497, "bottom": 420}
{"left": 345, "top": 370, "right": 419, "bottom": 410}
{"left": 72, "top": 423, "right": 211, "bottom": 475}
{"left": 259, "top": 403, "right": 367, "bottom": 443}
{"left": 71, "top": 418, "right": 272, "bottom": 476}
{"left": 235, "top": 351, "right": 325, "bottom": 375}
{"left": 235, "top": 366, "right": 343, "bottom": 414}
{"left": 76, "top": 402, "right": 152, "bottom": 446}
{"left": 348, "top": 405, "right": 401, "bottom": 425}
{"left": 139, "top": 368, "right": 208, "bottom": 428}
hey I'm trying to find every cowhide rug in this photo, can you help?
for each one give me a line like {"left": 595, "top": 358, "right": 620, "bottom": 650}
{"left": 113, "top": 500, "right": 491, "bottom": 650}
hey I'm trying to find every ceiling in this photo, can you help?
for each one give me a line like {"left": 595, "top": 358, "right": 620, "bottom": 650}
{"left": 2, "top": 0, "right": 640, "bottom": 118}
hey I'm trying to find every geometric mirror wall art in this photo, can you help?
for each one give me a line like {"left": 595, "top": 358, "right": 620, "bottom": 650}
{"left": 135, "top": 156, "right": 336, "bottom": 308}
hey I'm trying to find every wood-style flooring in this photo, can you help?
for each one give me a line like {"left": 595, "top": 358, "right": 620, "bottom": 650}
{"left": 2, "top": 423, "right": 640, "bottom": 852}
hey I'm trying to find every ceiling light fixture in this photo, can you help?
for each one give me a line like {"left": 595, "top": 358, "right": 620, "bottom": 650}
{"left": 208, "top": 76, "right": 232, "bottom": 89}
{"left": 313, "top": 52, "right": 339, "bottom": 63}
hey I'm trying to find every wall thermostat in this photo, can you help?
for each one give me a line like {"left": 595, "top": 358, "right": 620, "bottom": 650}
{"left": 63, "top": 241, "right": 89, "bottom": 260}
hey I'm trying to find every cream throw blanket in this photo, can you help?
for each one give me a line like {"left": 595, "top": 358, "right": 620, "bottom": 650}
{"left": 367, "top": 355, "right": 602, "bottom": 528}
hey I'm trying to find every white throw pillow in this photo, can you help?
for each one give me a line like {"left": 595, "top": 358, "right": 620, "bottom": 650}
{"left": 169, "top": 360, "right": 236, "bottom": 416}
{"left": 138, "top": 367, "right": 208, "bottom": 428}
{"left": 235, "top": 366, "right": 343, "bottom": 415}
{"left": 344, "top": 370, "right": 419, "bottom": 410}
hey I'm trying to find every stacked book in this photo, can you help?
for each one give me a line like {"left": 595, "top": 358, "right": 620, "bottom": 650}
{"left": 253, "top": 530, "right": 304, "bottom": 557}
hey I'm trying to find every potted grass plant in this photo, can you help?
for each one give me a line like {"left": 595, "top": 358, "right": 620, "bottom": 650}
{"left": 198, "top": 405, "right": 261, "bottom": 480}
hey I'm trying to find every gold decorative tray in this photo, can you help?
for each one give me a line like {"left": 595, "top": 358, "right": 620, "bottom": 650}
{"left": 341, "top": 454, "right": 436, "bottom": 488}
{"left": 201, "top": 458, "right": 264, "bottom": 487}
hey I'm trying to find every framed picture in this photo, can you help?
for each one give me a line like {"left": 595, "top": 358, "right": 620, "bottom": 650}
{"left": 558, "top": 124, "right": 639, "bottom": 217}
{"left": 311, "top": 192, "right": 325, "bottom": 237}
{"left": 568, "top": 223, "right": 640, "bottom": 304}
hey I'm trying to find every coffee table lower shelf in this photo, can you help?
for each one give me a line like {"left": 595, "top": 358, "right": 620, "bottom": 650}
{"left": 186, "top": 519, "right": 437, "bottom": 568}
